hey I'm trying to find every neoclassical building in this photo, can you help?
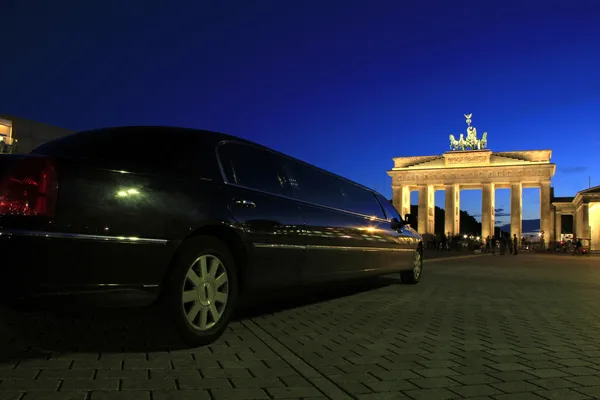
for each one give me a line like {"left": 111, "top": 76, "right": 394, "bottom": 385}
{"left": 0, "top": 115, "right": 73, "bottom": 154}
{"left": 388, "top": 114, "right": 558, "bottom": 244}
{"left": 553, "top": 186, "right": 599, "bottom": 250}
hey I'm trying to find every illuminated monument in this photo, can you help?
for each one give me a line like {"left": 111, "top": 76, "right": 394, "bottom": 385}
{"left": 388, "top": 114, "right": 556, "bottom": 243}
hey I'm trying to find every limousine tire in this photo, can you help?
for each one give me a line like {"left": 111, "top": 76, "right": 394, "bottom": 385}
{"left": 162, "top": 236, "right": 239, "bottom": 346}
{"left": 401, "top": 249, "right": 422, "bottom": 284}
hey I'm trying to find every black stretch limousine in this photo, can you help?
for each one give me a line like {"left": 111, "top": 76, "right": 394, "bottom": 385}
{"left": 0, "top": 127, "right": 423, "bottom": 345}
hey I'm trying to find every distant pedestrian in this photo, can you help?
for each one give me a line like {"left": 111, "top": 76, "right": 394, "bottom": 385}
{"left": 513, "top": 234, "right": 519, "bottom": 255}
{"left": 491, "top": 236, "right": 496, "bottom": 255}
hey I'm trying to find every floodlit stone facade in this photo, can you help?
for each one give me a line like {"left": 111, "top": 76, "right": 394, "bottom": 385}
{"left": 553, "top": 186, "right": 600, "bottom": 251}
{"left": 0, "top": 115, "right": 73, "bottom": 154}
{"left": 388, "top": 149, "right": 556, "bottom": 243}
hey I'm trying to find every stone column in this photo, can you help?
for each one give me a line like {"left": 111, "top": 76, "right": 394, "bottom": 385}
{"left": 555, "top": 213, "right": 562, "bottom": 242}
{"left": 481, "top": 183, "right": 495, "bottom": 239}
{"left": 418, "top": 185, "right": 435, "bottom": 234}
{"left": 510, "top": 183, "right": 522, "bottom": 240}
{"left": 444, "top": 184, "right": 460, "bottom": 236}
{"left": 540, "top": 181, "right": 553, "bottom": 247}
{"left": 581, "top": 204, "right": 590, "bottom": 239}
{"left": 392, "top": 185, "right": 411, "bottom": 218}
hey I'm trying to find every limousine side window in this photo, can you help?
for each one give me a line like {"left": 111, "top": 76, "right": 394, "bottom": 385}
{"left": 219, "top": 142, "right": 286, "bottom": 195}
{"left": 338, "top": 180, "right": 386, "bottom": 219}
{"left": 281, "top": 159, "right": 345, "bottom": 208}
{"left": 375, "top": 192, "right": 402, "bottom": 221}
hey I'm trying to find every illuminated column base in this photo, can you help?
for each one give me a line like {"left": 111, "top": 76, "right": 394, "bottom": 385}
{"left": 444, "top": 184, "right": 460, "bottom": 236}
{"left": 481, "top": 183, "right": 495, "bottom": 239}
{"left": 418, "top": 185, "right": 435, "bottom": 234}
{"left": 510, "top": 183, "right": 522, "bottom": 240}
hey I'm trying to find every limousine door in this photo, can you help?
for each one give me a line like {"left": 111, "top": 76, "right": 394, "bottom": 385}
{"left": 218, "top": 142, "right": 306, "bottom": 289}
{"left": 280, "top": 159, "right": 392, "bottom": 281}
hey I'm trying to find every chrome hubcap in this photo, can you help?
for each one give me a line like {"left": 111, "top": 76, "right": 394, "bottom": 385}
{"left": 413, "top": 252, "right": 422, "bottom": 280}
{"left": 181, "top": 254, "right": 229, "bottom": 331}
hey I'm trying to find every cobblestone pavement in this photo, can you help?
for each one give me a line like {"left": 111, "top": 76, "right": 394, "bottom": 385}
{"left": 2, "top": 253, "right": 600, "bottom": 399}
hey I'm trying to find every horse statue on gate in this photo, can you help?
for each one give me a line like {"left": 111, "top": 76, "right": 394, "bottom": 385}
{"left": 448, "top": 113, "right": 488, "bottom": 151}
{"left": 449, "top": 134, "right": 459, "bottom": 150}
{"left": 479, "top": 132, "right": 487, "bottom": 149}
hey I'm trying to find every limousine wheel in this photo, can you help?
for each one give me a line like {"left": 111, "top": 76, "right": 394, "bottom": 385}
{"left": 162, "top": 236, "right": 238, "bottom": 346}
{"left": 401, "top": 249, "right": 422, "bottom": 284}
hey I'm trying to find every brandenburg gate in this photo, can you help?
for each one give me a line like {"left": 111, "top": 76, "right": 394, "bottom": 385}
{"left": 388, "top": 114, "right": 556, "bottom": 241}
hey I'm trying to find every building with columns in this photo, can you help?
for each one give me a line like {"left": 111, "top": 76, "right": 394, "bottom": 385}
{"left": 553, "top": 186, "right": 600, "bottom": 251}
{"left": 388, "top": 114, "right": 556, "bottom": 243}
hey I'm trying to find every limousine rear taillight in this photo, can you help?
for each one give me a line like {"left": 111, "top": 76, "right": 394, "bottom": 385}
{"left": 0, "top": 157, "right": 58, "bottom": 217}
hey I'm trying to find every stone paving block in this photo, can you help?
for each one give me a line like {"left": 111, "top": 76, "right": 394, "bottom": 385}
{"left": 554, "top": 359, "right": 592, "bottom": 367}
{"left": 123, "top": 360, "right": 171, "bottom": 370}
{"left": 200, "top": 368, "right": 251, "bottom": 379}
{"left": 449, "top": 384, "right": 504, "bottom": 397}
{"left": 152, "top": 390, "right": 211, "bottom": 400}
{"left": 0, "top": 369, "right": 40, "bottom": 379}
{"left": 149, "top": 370, "right": 198, "bottom": 380}
{"left": 71, "top": 360, "right": 122, "bottom": 370}
{"left": 412, "top": 367, "right": 461, "bottom": 378}
{"left": 97, "top": 369, "right": 148, "bottom": 379}
{"left": 565, "top": 375, "right": 600, "bottom": 386}
{"left": 61, "top": 379, "right": 119, "bottom": 391}
{"left": 488, "top": 362, "right": 531, "bottom": 372}
{"left": 280, "top": 375, "right": 313, "bottom": 386}
{"left": 266, "top": 386, "right": 323, "bottom": 398}
{"left": 39, "top": 369, "right": 96, "bottom": 380}
{"left": 230, "top": 377, "right": 284, "bottom": 388}
{"left": 573, "top": 385, "right": 600, "bottom": 398}
{"left": 534, "top": 388, "right": 593, "bottom": 399}
{"left": 122, "top": 379, "right": 177, "bottom": 390}
{"left": 248, "top": 366, "right": 299, "bottom": 378}
{"left": 489, "top": 370, "right": 538, "bottom": 381}
{"left": 0, "top": 379, "right": 60, "bottom": 391}
{"left": 336, "top": 381, "right": 372, "bottom": 394}
{"left": 528, "top": 377, "right": 578, "bottom": 390}
{"left": 21, "top": 393, "right": 87, "bottom": 400}
{"left": 493, "top": 380, "right": 548, "bottom": 393}
{"left": 16, "top": 360, "right": 71, "bottom": 370}
{"left": 328, "top": 372, "right": 379, "bottom": 383}
{"left": 520, "top": 360, "right": 565, "bottom": 369}
{"left": 364, "top": 379, "right": 419, "bottom": 392}
{"left": 451, "top": 374, "right": 500, "bottom": 385}
{"left": 408, "top": 376, "right": 461, "bottom": 389}
{"left": 0, "top": 392, "right": 21, "bottom": 400}
{"left": 402, "top": 387, "right": 460, "bottom": 399}
{"left": 178, "top": 377, "right": 233, "bottom": 390}
{"left": 171, "top": 360, "right": 220, "bottom": 369}
{"left": 560, "top": 366, "right": 599, "bottom": 375}
{"left": 90, "top": 392, "right": 151, "bottom": 400}
{"left": 450, "top": 365, "right": 498, "bottom": 374}
{"left": 495, "top": 394, "right": 546, "bottom": 399}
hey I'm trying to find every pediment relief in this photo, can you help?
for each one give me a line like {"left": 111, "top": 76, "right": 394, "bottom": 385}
{"left": 406, "top": 158, "right": 446, "bottom": 168}
{"left": 389, "top": 164, "right": 555, "bottom": 182}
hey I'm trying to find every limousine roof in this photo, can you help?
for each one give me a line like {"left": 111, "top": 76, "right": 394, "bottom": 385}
{"left": 34, "top": 126, "right": 380, "bottom": 196}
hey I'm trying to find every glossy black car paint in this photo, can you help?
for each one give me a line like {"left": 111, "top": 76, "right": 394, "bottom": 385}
{"left": 0, "top": 127, "right": 422, "bottom": 306}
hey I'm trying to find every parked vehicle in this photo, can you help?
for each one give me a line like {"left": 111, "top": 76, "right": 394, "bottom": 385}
{"left": 0, "top": 126, "right": 423, "bottom": 345}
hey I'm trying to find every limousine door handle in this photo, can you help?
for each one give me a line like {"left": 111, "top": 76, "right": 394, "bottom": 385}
{"left": 234, "top": 199, "right": 256, "bottom": 208}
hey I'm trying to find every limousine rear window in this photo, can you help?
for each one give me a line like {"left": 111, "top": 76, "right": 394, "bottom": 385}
{"left": 219, "top": 142, "right": 287, "bottom": 195}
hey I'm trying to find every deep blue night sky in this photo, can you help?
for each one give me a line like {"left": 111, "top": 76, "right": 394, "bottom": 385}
{"left": 2, "top": 0, "right": 599, "bottom": 226}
